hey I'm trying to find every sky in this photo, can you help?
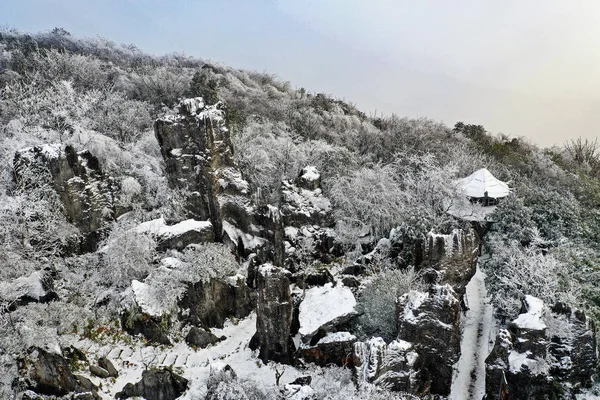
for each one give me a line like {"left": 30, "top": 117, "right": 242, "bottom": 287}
{"left": 2, "top": 0, "right": 600, "bottom": 147}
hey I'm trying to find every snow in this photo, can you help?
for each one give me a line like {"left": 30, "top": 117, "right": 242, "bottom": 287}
{"left": 456, "top": 168, "right": 510, "bottom": 199}
{"left": 10, "top": 271, "right": 46, "bottom": 300}
{"left": 400, "top": 291, "right": 428, "bottom": 323}
{"left": 131, "top": 280, "right": 168, "bottom": 317}
{"left": 135, "top": 217, "right": 212, "bottom": 239}
{"left": 508, "top": 350, "right": 549, "bottom": 375}
{"left": 315, "top": 331, "right": 356, "bottom": 345}
{"left": 449, "top": 266, "right": 495, "bottom": 400}
{"left": 170, "top": 148, "right": 183, "bottom": 156}
{"left": 17, "top": 143, "right": 61, "bottom": 160}
{"left": 298, "top": 283, "right": 357, "bottom": 337}
{"left": 180, "top": 97, "right": 205, "bottom": 114}
{"left": 512, "top": 295, "right": 547, "bottom": 331}
{"left": 300, "top": 166, "right": 320, "bottom": 182}
{"left": 222, "top": 220, "right": 267, "bottom": 251}
{"left": 71, "top": 313, "right": 307, "bottom": 399}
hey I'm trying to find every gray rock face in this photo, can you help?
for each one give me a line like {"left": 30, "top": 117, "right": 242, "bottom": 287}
{"left": 185, "top": 326, "right": 222, "bottom": 348}
{"left": 178, "top": 277, "right": 254, "bottom": 329}
{"left": 16, "top": 347, "right": 89, "bottom": 397}
{"left": 354, "top": 337, "right": 420, "bottom": 392}
{"left": 395, "top": 284, "right": 462, "bottom": 396}
{"left": 353, "top": 285, "right": 461, "bottom": 396}
{"left": 14, "top": 144, "right": 116, "bottom": 252}
{"left": 485, "top": 297, "right": 597, "bottom": 399}
{"left": 254, "top": 264, "right": 294, "bottom": 364}
{"left": 415, "top": 229, "right": 479, "bottom": 297}
{"left": 154, "top": 98, "right": 253, "bottom": 241}
{"left": 298, "top": 332, "right": 357, "bottom": 367}
{"left": 115, "top": 368, "right": 188, "bottom": 400}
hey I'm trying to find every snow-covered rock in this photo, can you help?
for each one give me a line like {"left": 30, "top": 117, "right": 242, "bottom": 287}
{"left": 353, "top": 337, "right": 420, "bottom": 392}
{"left": 485, "top": 297, "right": 597, "bottom": 399}
{"left": 298, "top": 283, "right": 357, "bottom": 341}
{"left": 134, "top": 217, "right": 214, "bottom": 251}
{"left": 1, "top": 270, "right": 58, "bottom": 309}
{"left": 14, "top": 144, "right": 117, "bottom": 252}
{"left": 155, "top": 98, "right": 254, "bottom": 246}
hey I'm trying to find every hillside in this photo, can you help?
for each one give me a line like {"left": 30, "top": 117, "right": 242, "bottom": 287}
{"left": 1, "top": 28, "right": 600, "bottom": 400}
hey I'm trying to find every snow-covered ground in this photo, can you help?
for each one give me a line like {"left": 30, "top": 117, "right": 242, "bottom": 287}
{"left": 449, "top": 266, "right": 495, "bottom": 400}
{"left": 71, "top": 312, "right": 306, "bottom": 399}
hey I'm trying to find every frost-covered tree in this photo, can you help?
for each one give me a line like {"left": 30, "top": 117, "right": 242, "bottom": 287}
{"left": 358, "top": 267, "right": 422, "bottom": 341}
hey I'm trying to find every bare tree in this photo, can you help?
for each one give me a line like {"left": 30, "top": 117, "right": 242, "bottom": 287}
{"left": 564, "top": 137, "right": 600, "bottom": 167}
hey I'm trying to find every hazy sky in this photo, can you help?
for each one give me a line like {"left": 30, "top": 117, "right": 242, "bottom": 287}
{"left": 2, "top": 0, "right": 600, "bottom": 147}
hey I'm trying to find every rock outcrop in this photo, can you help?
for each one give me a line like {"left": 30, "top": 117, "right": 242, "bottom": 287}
{"left": 298, "top": 332, "right": 357, "bottom": 367}
{"left": 16, "top": 347, "right": 96, "bottom": 398}
{"left": 13, "top": 144, "right": 117, "bottom": 252}
{"left": 154, "top": 98, "right": 253, "bottom": 242}
{"left": 353, "top": 284, "right": 461, "bottom": 396}
{"left": 116, "top": 368, "right": 188, "bottom": 400}
{"left": 415, "top": 229, "right": 479, "bottom": 297}
{"left": 185, "top": 326, "right": 223, "bottom": 348}
{"left": 178, "top": 276, "right": 254, "bottom": 329}
{"left": 253, "top": 264, "right": 294, "bottom": 364}
{"left": 4, "top": 269, "right": 58, "bottom": 311}
{"left": 485, "top": 296, "right": 597, "bottom": 399}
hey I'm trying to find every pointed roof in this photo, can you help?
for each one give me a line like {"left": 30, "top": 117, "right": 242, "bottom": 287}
{"left": 457, "top": 168, "right": 510, "bottom": 198}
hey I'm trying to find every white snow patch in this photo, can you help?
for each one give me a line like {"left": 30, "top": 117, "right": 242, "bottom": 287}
{"left": 316, "top": 331, "right": 356, "bottom": 345}
{"left": 508, "top": 350, "right": 549, "bottom": 375}
{"left": 131, "top": 280, "right": 168, "bottom": 317}
{"left": 135, "top": 217, "right": 212, "bottom": 239}
{"left": 301, "top": 166, "right": 320, "bottom": 182}
{"left": 400, "top": 291, "right": 428, "bottom": 323}
{"left": 222, "top": 220, "right": 267, "bottom": 251}
{"left": 298, "top": 283, "right": 357, "bottom": 337}
{"left": 513, "top": 295, "right": 546, "bottom": 331}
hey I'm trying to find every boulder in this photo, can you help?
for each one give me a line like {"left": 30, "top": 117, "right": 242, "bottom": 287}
{"left": 14, "top": 144, "right": 117, "bottom": 252}
{"left": 178, "top": 276, "right": 254, "bottom": 329}
{"left": 356, "top": 285, "right": 461, "bottom": 396}
{"left": 414, "top": 229, "right": 479, "bottom": 297}
{"left": 74, "top": 375, "right": 99, "bottom": 393}
{"left": 5, "top": 269, "right": 58, "bottom": 311}
{"left": 298, "top": 332, "right": 357, "bottom": 367}
{"left": 89, "top": 365, "right": 110, "bottom": 379}
{"left": 254, "top": 264, "right": 294, "bottom": 364}
{"left": 280, "top": 167, "right": 332, "bottom": 228}
{"left": 98, "top": 357, "right": 118, "bottom": 377}
{"left": 116, "top": 368, "right": 188, "bottom": 400}
{"left": 16, "top": 347, "right": 89, "bottom": 397}
{"left": 298, "top": 282, "right": 357, "bottom": 343}
{"left": 185, "top": 327, "right": 222, "bottom": 348}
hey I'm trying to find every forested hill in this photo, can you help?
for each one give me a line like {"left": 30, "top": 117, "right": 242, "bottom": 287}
{"left": 1, "top": 28, "right": 600, "bottom": 399}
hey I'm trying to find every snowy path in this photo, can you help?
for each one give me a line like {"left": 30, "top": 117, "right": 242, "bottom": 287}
{"left": 449, "top": 266, "right": 494, "bottom": 400}
{"left": 72, "top": 312, "right": 305, "bottom": 399}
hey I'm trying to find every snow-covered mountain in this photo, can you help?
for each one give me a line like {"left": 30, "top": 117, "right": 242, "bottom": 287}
{"left": 1, "top": 28, "right": 599, "bottom": 400}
